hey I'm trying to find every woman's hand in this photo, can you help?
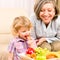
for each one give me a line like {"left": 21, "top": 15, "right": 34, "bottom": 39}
{"left": 36, "top": 38, "right": 46, "bottom": 46}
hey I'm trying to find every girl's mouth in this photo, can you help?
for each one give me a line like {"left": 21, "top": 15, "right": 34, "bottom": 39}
{"left": 24, "top": 35, "right": 30, "bottom": 40}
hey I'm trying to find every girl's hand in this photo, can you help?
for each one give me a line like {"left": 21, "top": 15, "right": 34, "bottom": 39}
{"left": 27, "top": 36, "right": 37, "bottom": 49}
{"left": 26, "top": 36, "right": 32, "bottom": 40}
{"left": 26, "top": 36, "right": 33, "bottom": 45}
{"left": 36, "top": 38, "right": 46, "bottom": 46}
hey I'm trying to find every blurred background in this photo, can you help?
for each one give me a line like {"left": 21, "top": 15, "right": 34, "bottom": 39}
{"left": 0, "top": 0, "right": 60, "bottom": 59}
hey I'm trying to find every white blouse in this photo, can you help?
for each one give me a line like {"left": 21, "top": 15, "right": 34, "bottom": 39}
{"left": 30, "top": 14, "right": 60, "bottom": 43}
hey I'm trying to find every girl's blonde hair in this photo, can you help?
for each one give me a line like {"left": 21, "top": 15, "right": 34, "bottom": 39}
{"left": 11, "top": 16, "right": 32, "bottom": 36}
{"left": 34, "top": 0, "right": 59, "bottom": 20}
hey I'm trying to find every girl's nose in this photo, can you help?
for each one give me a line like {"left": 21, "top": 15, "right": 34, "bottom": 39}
{"left": 25, "top": 31, "right": 30, "bottom": 35}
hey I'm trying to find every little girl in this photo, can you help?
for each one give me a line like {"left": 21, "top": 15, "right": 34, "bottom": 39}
{"left": 8, "top": 16, "right": 37, "bottom": 60}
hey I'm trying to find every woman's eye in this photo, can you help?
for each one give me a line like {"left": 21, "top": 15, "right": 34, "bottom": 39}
{"left": 40, "top": 9, "right": 45, "bottom": 12}
{"left": 48, "top": 9, "right": 52, "bottom": 12}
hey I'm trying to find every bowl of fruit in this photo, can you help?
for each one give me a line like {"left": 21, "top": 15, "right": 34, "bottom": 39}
{"left": 26, "top": 47, "right": 49, "bottom": 60}
{"left": 18, "top": 47, "right": 60, "bottom": 60}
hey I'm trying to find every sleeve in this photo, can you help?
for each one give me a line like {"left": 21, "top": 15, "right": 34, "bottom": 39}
{"left": 8, "top": 39, "right": 15, "bottom": 53}
{"left": 30, "top": 14, "right": 37, "bottom": 39}
{"left": 46, "top": 37, "right": 60, "bottom": 43}
{"left": 56, "top": 18, "right": 60, "bottom": 39}
{"left": 51, "top": 16, "right": 60, "bottom": 40}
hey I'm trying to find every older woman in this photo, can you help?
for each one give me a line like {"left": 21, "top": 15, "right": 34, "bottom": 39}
{"left": 30, "top": 0, "right": 60, "bottom": 51}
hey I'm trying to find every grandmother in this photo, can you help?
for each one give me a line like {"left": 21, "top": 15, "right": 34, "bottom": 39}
{"left": 30, "top": 0, "right": 60, "bottom": 51}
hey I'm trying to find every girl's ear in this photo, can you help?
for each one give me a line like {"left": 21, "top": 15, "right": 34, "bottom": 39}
{"left": 16, "top": 32, "right": 19, "bottom": 37}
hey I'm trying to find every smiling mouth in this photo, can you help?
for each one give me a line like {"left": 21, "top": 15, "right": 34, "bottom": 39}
{"left": 44, "top": 17, "right": 49, "bottom": 20}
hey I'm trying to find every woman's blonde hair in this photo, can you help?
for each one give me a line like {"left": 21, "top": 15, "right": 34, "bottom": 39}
{"left": 34, "top": 0, "right": 59, "bottom": 20}
{"left": 11, "top": 16, "right": 32, "bottom": 36}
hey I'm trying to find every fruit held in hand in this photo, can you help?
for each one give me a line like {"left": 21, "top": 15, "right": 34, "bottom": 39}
{"left": 26, "top": 48, "right": 36, "bottom": 60}
{"left": 26, "top": 48, "right": 35, "bottom": 54}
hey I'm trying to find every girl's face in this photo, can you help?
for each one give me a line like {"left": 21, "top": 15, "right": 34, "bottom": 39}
{"left": 18, "top": 27, "right": 30, "bottom": 40}
{"left": 39, "top": 3, "right": 55, "bottom": 24}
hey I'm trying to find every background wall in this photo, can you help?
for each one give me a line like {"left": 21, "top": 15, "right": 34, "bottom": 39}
{"left": 0, "top": 0, "right": 34, "bottom": 16}
{"left": 58, "top": 0, "right": 60, "bottom": 14}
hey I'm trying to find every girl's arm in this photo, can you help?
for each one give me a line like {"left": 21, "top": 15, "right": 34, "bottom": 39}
{"left": 8, "top": 39, "right": 15, "bottom": 60}
{"left": 27, "top": 36, "right": 37, "bottom": 49}
{"left": 8, "top": 52, "right": 13, "bottom": 60}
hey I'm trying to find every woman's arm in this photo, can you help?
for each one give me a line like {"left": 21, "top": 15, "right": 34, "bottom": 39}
{"left": 56, "top": 24, "right": 60, "bottom": 39}
{"left": 36, "top": 38, "right": 46, "bottom": 46}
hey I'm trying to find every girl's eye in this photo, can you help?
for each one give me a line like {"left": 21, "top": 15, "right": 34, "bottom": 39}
{"left": 22, "top": 31, "right": 26, "bottom": 32}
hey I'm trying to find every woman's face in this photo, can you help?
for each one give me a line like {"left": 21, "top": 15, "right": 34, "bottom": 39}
{"left": 39, "top": 3, "right": 55, "bottom": 24}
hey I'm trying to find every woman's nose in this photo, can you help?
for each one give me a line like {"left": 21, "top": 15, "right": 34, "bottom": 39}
{"left": 44, "top": 10, "right": 49, "bottom": 16}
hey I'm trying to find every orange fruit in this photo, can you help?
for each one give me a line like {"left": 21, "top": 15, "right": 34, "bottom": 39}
{"left": 46, "top": 53, "right": 58, "bottom": 59}
{"left": 30, "top": 53, "right": 36, "bottom": 59}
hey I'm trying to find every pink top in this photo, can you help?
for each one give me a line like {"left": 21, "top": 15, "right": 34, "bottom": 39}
{"left": 8, "top": 37, "right": 37, "bottom": 60}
